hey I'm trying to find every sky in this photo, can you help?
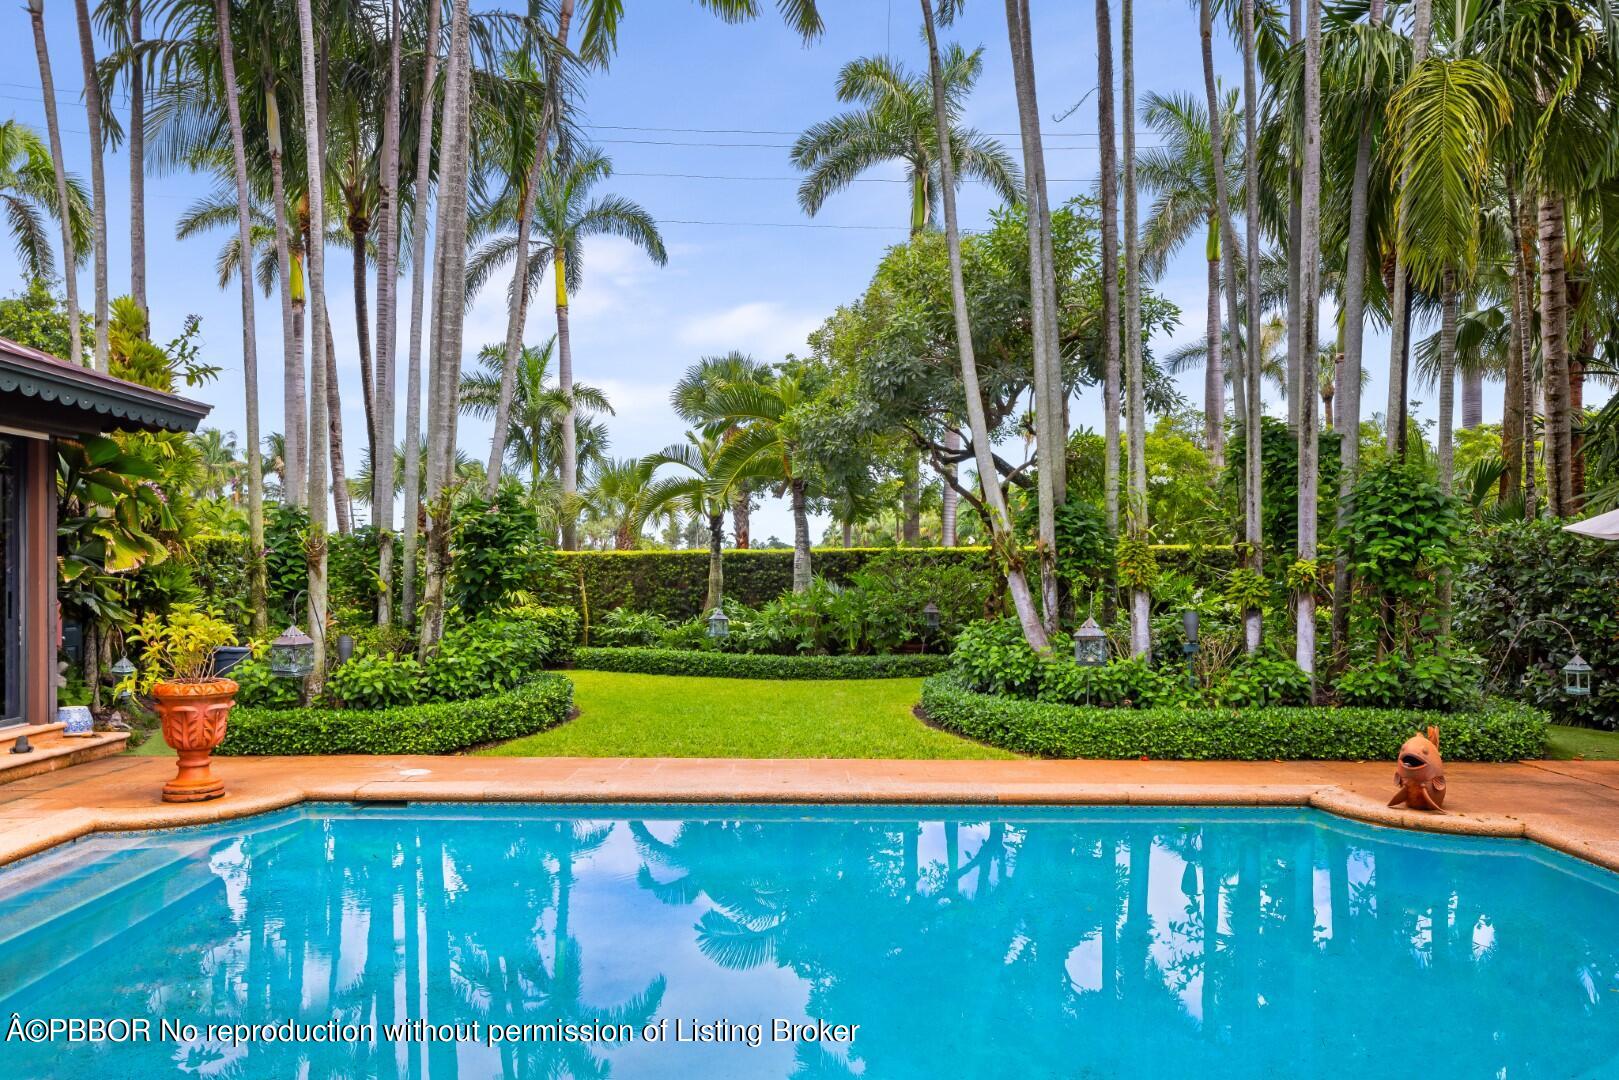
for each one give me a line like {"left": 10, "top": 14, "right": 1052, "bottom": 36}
{"left": 0, "top": 0, "right": 1516, "bottom": 544}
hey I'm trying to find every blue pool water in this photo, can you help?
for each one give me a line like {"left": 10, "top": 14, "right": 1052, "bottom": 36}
{"left": 1, "top": 803, "right": 1616, "bottom": 1078}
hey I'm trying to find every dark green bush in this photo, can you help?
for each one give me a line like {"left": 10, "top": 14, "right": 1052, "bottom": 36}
{"left": 949, "top": 618, "right": 1046, "bottom": 696}
{"left": 1036, "top": 654, "right": 1195, "bottom": 708}
{"left": 450, "top": 485, "right": 543, "bottom": 611}
{"left": 1210, "top": 654, "right": 1312, "bottom": 708}
{"left": 1336, "top": 647, "right": 1484, "bottom": 712}
{"left": 1456, "top": 519, "right": 1619, "bottom": 728}
{"left": 231, "top": 656, "right": 301, "bottom": 708}
{"left": 325, "top": 652, "right": 425, "bottom": 709}
{"left": 423, "top": 607, "right": 577, "bottom": 700}
{"left": 594, "top": 608, "right": 669, "bottom": 647}
{"left": 572, "top": 647, "right": 949, "bottom": 680}
{"left": 920, "top": 676, "right": 1546, "bottom": 761}
{"left": 219, "top": 674, "right": 574, "bottom": 755}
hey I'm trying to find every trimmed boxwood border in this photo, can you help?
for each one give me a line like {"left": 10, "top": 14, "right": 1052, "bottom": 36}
{"left": 218, "top": 674, "right": 574, "bottom": 755}
{"left": 572, "top": 646, "right": 950, "bottom": 680}
{"left": 919, "top": 675, "right": 1548, "bottom": 762}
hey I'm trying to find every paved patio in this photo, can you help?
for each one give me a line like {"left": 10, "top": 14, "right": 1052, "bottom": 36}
{"left": 3, "top": 754, "right": 1619, "bottom": 872}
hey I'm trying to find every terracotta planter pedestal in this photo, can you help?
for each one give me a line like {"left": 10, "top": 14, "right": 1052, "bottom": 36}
{"left": 152, "top": 678, "right": 238, "bottom": 803}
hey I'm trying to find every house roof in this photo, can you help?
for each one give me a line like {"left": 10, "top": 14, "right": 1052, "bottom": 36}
{"left": 0, "top": 335, "right": 211, "bottom": 435}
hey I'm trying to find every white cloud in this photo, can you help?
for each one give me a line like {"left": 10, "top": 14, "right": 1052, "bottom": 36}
{"left": 676, "top": 301, "right": 821, "bottom": 360}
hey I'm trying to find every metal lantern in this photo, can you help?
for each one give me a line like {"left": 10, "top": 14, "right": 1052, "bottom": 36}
{"left": 1072, "top": 616, "right": 1108, "bottom": 667}
{"left": 268, "top": 624, "right": 317, "bottom": 678}
{"left": 1181, "top": 610, "right": 1200, "bottom": 655}
{"left": 111, "top": 654, "right": 137, "bottom": 701}
{"left": 706, "top": 607, "right": 730, "bottom": 640}
{"left": 336, "top": 633, "right": 356, "bottom": 665}
{"left": 922, "top": 601, "right": 941, "bottom": 632}
{"left": 1564, "top": 654, "right": 1593, "bottom": 697}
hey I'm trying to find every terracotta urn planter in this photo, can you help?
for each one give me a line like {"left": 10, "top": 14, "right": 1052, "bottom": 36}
{"left": 152, "top": 678, "right": 238, "bottom": 803}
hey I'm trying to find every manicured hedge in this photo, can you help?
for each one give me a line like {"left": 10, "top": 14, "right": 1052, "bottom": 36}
{"left": 538, "top": 545, "right": 1235, "bottom": 625}
{"left": 572, "top": 646, "right": 951, "bottom": 680}
{"left": 919, "top": 676, "right": 1548, "bottom": 762}
{"left": 218, "top": 674, "right": 574, "bottom": 755}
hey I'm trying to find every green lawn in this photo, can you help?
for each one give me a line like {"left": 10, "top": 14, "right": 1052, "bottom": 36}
{"left": 1547, "top": 724, "right": 1619, "bottom": 761}
{"left": 480, "top": 670, "right": 1013, "bottom": 759}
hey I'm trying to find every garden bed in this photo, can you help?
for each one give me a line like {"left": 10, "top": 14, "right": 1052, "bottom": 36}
{"left": 572, "top": 646, "right": 950, "bottom": 680}
{"left": 218, "top": 674, "right": 575, "bottom": 756}
{"left": 919, "top": 676, "right": 1548, "bottom": 762}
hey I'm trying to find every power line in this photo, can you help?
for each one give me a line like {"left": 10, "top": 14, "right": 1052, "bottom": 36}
{"left": 614, "top": 170, "right": 1095, "bottom": 184}
{"left": 583, "top": 121, "right": 1121, "bottom": 140}
{"left": 660, "top": 218, "right": 905, "bottom": 231}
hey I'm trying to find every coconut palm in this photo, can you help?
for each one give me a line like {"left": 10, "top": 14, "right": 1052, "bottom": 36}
{"left": 0, "top": 119, "right": 90, "bottom": 293}
{"left": 1122, "top": 0, "right": 1151, "bottom": 657}
{"left": 1136, "top": 88, "right": 1244, "bottom": 465}
{"left": 641, "top": 433, "right": 733, "bottom": 612}
{"left": 457, "top": 338, "right": 613, "bottom": 497}
{"left": 23, "top": 4, "right": 86, "bottom": 366}
{"left": 72, "top": 0, "right": 109, "bottom": 371}
{"left": 1296, "top": 0, "right": 1324, "bottom": 682}
{"left": 468, "top": 147, "right": 666, "bottom": 550}
{"left": 671, "top": 351, "right": 773, "bottom": 548}
{"left": 580, "top": 458, "right": 657, "bottom": 551}
{"left": 1097, "top": 0, "right": 1121, "bottom": 544}
{"left": 1238, "top": 0, "right": 1264, "bottom": 654}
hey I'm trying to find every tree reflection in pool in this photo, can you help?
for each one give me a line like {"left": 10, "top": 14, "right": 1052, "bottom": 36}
{"left": 1, "top": 804, "right": 1616, "bottom": 1078}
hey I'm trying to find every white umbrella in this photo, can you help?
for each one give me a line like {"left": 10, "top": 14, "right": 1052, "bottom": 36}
{"left": 1564, "top": 507, "right": 1619, "bottom": 541}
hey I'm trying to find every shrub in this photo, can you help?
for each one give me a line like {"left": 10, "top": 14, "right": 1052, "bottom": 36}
{"left": 229, "top": 656, "right": 301, "bottom": 709}
{"left": 325, "top": 653, "right": 425, "bottom": 709}
{"left": 449, "top": 485, "right": 543, "bottom": 611}
{"left": 219, "top": 675, "right": 574, "bottom": 755}
{"left": 572, "top": 646, "right": 950, "bottom": 680}
{"left": 1456, "top": 519, "right": 1619, "bottom": 728}
{"left": 1036, "top": 655, "right": 1195, "bottom": 709}
{"left": 423, "top": 608, "right": 577, "bottom": 700}
{"left": 594, "top": 608, "right": 668, "bottom": 648}
{"left": 1210, "top": 654, "right": 1312, "bottom": 708}
{"left": 920, "top": 676, "right": 1547, "bottom": 762}
{"left": 949, "top": 618, "right": 1045, "bottom": 697}
{"left": 1336, "top": 647, "right": 1484, "bottom": 712}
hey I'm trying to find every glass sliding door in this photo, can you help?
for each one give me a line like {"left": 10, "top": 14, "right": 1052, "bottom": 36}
{"left": 0, "top": 437, "right": 20, "bottom": 726}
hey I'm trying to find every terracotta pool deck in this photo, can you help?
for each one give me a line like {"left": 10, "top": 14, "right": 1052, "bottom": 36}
{"left": 4, "top": 755, "right": 1619, "bottom": 871}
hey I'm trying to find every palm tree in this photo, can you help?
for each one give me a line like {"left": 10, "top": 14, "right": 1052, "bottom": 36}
{"left": 642, "top": 433, "right": 733, "bottom": 612}
{"left": 0, "top": 120, "right": 89, "bottom": 292}
{"left": 72, "top": 0, "right": 109, "bottom": 371}
{"left": 792, "top": 43, "right": 1018, "bottom": 548}
{"left": 671, "top": 351, "right": 773, "bottom": 548}
{"left": 1097, "top": 0, "right": 1121, "bottom": 546}
{"left": 214, "top": 0, "right": 268, "bottom": 635}
{"left": 1122, "top": 0, "right": 1151, "bottom": 658}
{"left": 1163, "top": 313, "right": 1287, "bottom": 404}
{"left": 467, "top": 147, "right": 666, "bottom": 550}
{"left": 1239, "top": 0, "right": 1264, "bottom": 654}
{"left": 918, "top": 0, "right": 1047, "bottom": 649}
{"left": 580, "top": 458, "right": 656, "bottom": 551}
{"left": 24, "top": 3, "right": 85, "bottom": 365}
{"left": 1296, "top": 0, "right": 1323, "bottom": 685}
{"left": 373, "top": 0, "right": 403, "bottom": 627}
{"left": 706, "top": 373, "right": 820, "bottom": 593}
{"left": 292, "top": 0, "right": 328, "bottom": 695}
{"left": 458, "top": 338, "right": 614, "bottom": 497}
{"left": 1136, "top": 88, "right": 1243, "bottom": 466}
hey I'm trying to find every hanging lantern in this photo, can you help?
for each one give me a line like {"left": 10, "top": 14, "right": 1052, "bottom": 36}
{"left": 1564, "top": 654, "right": 1593, "bottom": 697}
{"left": 336, "top": 633, "right": 356, "bottom": 665}
{"left": 1072, "top": 616, "right": 1108, "bottom": 667}
{"left": 268, "top": 624, "right": 316, "bottom": 678}
{"left": 706, "top": 608, "right": 730, "bottom": 640}
{"left": 110, "top": 654, "right": 137, "bottom": 701}
{"left": 922, "top": 601, "right": 941, "bottom": 632}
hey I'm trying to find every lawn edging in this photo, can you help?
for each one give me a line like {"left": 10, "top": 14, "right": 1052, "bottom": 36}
{"left": 571, "top": 647, "right": 950, "bottom": 680}
{"left": 919, "top": 675, "right": 1548, "bottom": 761}
{"left": 218, "top": 674, "right": 574, "bottom": 755}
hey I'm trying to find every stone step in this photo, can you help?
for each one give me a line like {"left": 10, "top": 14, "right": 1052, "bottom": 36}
{"left": 0, "top": 729, "right": 130, "bottom": 786}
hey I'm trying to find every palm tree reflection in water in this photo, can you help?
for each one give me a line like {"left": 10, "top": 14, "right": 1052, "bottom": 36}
{"left": 6, "top": 807, "right": 1619, "bottom": 1079}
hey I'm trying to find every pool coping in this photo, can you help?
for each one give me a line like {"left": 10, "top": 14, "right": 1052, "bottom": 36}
{"left": 3, "top": 756, "right": 1619, "bottom": 872}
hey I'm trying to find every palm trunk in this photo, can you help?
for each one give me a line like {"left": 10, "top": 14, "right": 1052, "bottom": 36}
{"left": 920, "top": 0, "right": 1047, "bottom": 650}
{"left": 902, "top": 451, "right": 921, "bottom": 544}
{"left": 1004, "top": 0, "right": 1063, "bottom": 634}
{"left": 1438, "top": 272, "right": 1457, "bottom": 493}
{"left": 1123, "top": 0, "right": 1152, "bottom": 658}
{"left": 790, "top": 479, "right": 812, "bottom": 592}
{"left": 419, "top": 0, "right": 472, "bottom": 653}
{"left": 941, "top": 429, "right": 960, "bottom": 546}
{"left": 1500, "top": 266, "right": 1524, "bottom": 503}
{"left": 128, "top": 0, "right": 146, "bottom": 322}
{"left": 557, "top": 251, "right": 578, "bottom": 549}
{"left": 1461, "top": 368, "right": 1483, "bottom": 429}
{"left": 324, "top": 302, "right": 352, "bottom": 535}
{"left": 1284, "top": 0, "right": 1302, "bottom": 435}
{"left": 706, "top": 510, "right": 725, "bottom": 612}
{"left": 215, "top": 0, "right": 268, "bottom": 636}
{"left": 1538, "top": 194, "right": 1572, "bottom": 517}
{"left": 402, "top": 0, "right": 444, "bottom": 628}
{"left": 1571, "top": 341, "right": 1586, "bottom": 507}
{"left": 732, "top": 487, "right": 751, "bottom": 548}
{"left": 374, "top": 0, "right": 403, "bottom": 626}
{"left": 27, "top": 1, "right": 81, "bottom": 367}
{"left": 1295, "top": 0, "right": 1322, "bottom": 686}
{"left": 1241, "top": 0, "right": 1264, "bottom": 654}
{"left": 1097, "top": 0, "right": 1122, "bottom": 561}
{"left": 1386, "top": 0, "right": 1434, "bottom": 458}
{"left": 72, "top": 0, "right": 108, "bottom": 371}
{"left": 294, "top": 0, "right": 329, "bottom": 696}
{"left": 842, "top": 520, "right": 853, "bottom": 548}
{"left": 1510, "top": 182, "right": 1537, "bottom": 518}
{"left": 1200, "top": 0, "right": 1237, "bottom": 470}
{"left": 350, "top": 212, "right": 378, "bottom": 475}
{"left": 267, "top": 88, "right": 304, "bottom": 507}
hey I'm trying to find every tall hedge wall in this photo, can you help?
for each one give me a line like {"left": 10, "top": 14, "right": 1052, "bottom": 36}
{"left": 537, "top": 545, "right": 1235, "bottom": 626}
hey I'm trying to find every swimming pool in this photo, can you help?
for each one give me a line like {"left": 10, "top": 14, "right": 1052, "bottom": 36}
{"left": 1, "top": 803, "right": 1615, "bottom": 1078}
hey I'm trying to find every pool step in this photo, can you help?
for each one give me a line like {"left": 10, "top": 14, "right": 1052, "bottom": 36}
{"left": 0, "top": 725, "right": 129, "bottom": 786}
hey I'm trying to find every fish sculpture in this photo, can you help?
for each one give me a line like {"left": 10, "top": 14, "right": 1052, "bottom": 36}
{"left": 1389, "top": 726, "right": 1446, "bottom": 813}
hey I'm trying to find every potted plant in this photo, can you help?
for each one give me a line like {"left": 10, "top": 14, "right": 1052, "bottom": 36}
{"left": 121, "top": 605, "right": 240, "bottom": 802}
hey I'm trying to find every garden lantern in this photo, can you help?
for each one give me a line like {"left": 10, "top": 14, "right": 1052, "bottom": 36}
{"left": 1564, "top": 654, "right": 1593, "bottom": 697}
{"left": 706, "top": 607, "right": 730, "bottom": 640}
{"left": 1073, "top": 616, "right": 1108, "bottom": 667}
{"left": 268, "top": 624, "right": 316, "bottom": 679}
{"left": 922, "top": 601, "right": 941, "bottom": 632}
{"left": 1182, "top": 610, "right": 1200, "bottom": 655}
{"left": 336, "top": 633, "right": 356, "bottom": 666}
{"left": 111, "top": 654, "right": 136, "bottom": 701}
